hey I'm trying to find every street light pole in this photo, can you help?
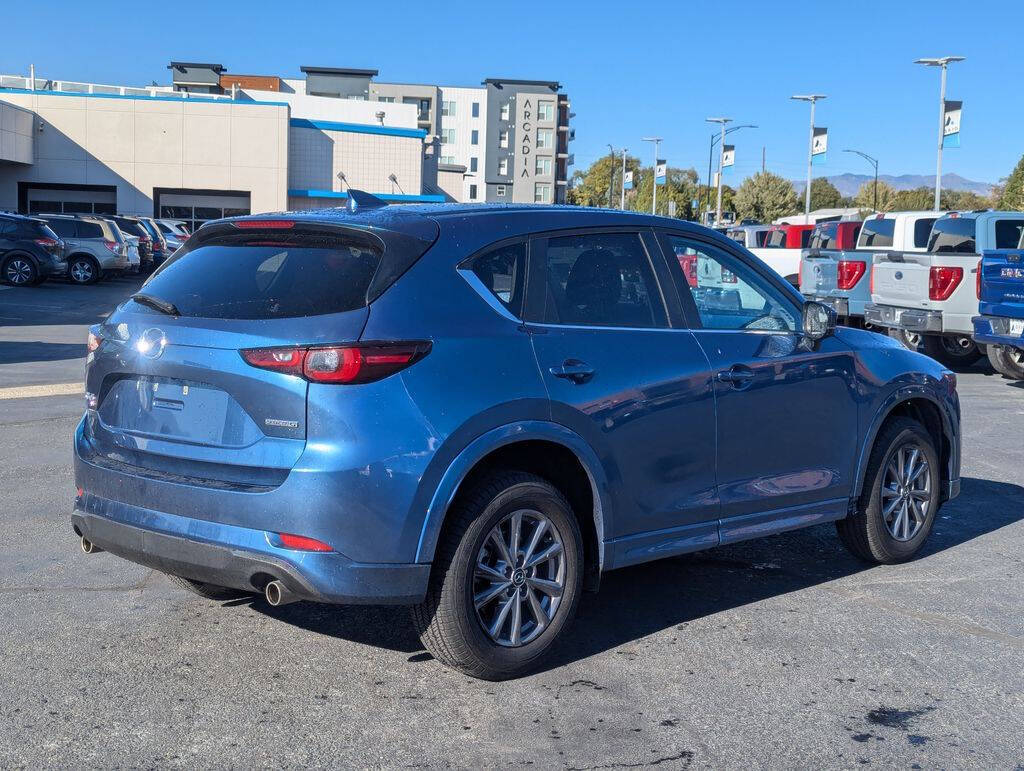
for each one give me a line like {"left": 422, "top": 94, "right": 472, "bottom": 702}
{"left": 607, "top": 144, "right": 615, "bottom": 209}
{"left": 642, "top": 136, "right": 661, "bottom": 215}
{"left": 703, "top": 123, "right": 757, "bottom": 225}
{"left": 620, "top": 148, "right": 627, "bottom": 210}
{"left": 842, "top": 149, "right": 879, "bottom": 211}
{"left": 705, "top": 118, "right": 731, "bottom": 226}
{"left": 791, "top": 94, "right": 826, "bottom": 225}
{"left": 914, "top": 56, "right": 965, "bottom": 211}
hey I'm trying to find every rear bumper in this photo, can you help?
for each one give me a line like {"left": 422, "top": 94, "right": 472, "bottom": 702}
{"left": 808, "top": 294, "right": 850, "bottom": 317}
{"left": 864, "top": 304, "right": 944, "bottom": 333}
{"left": 972, "top": 315, "right": 1024, "bottom": 348}
{"left": 72, "top": 496, "right": 430, "bottom": 605}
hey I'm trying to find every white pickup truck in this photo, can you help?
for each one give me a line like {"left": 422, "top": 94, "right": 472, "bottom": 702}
{"left": 748, "top": 223, "right": 814, "bottom": 287}
{"left": 865, "top": 210, "right": 1024, "bottom": 367}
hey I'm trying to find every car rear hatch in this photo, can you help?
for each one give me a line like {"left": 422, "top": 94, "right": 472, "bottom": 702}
{"left": 82, "top": 214, "right": 438, "bottom": 491}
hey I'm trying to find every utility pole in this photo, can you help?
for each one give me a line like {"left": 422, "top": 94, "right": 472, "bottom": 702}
{"left": 914, "top": 56, "right": 965, "bottom": 211}
{"left": 842, "top": 149, "right": 879, "bottom": 211}
{"left": 620, "top": 148, "right": 627, "bottom": 210}
{"left": 791, "top": 94, "right": 827, "bottom": 224}
{"left": 642, "top": 136, "right": 661, "bottom": 215}
{"left": 606, "top": 144, "right": 615, "bottom": 209}
{"left": 705, "top": 118, "right": 731, "bottom": 226}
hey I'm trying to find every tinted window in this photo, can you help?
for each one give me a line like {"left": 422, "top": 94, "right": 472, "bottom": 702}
{"left": 753, "top": 230, "right": 768, "bottom": 247}
{"left": 157, "top": 222, "right": 174, "bottom": 234}
{"left": 44, "top": 218, "right": 77, "bottom": 238}
{"left": 0, "top": 221, "right": 16, "bottom": 235}
{"left": 808, "top": 223, "right": 838, "bottom": 250}
{"left": 664, "top": 235, "right": 798, "bottom": 332}
{"left": 77, "top": 221, "right": 104, "bottom": 239}
{"left": 726, "top": 230, "right": 745, "bottom": 244}
{"left": 912, "top": 218, "right": 937, "bottom": 249}
{"left": 113, "top": 218, "right": 146, "bottom": 238}
{"left": 928, "top": 218, "right": 976, "bottom": 253}
{"left": 468, "top": 242, "right": 527, "bottom": 316}
{"left": 136, "top": 232, "right": 383, "bottom": 320}
{"left": 799, "top": 229, "right": 812, "bottom": 248}
{"left": 859, "top": 218, "right": 895, "bottom": 247}
{"left": 531, "top": 232, "right": 667, "bottom": 328}
{"left": 994, "top": 219, "right": 1024, "bottom": 249}
{"left": 765, "top": 229, "right": 787, "bottom": 248}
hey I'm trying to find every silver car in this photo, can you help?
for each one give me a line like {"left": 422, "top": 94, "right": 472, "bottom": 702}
{"left": 38, "top": 214, "right": 130, "bottom": 284}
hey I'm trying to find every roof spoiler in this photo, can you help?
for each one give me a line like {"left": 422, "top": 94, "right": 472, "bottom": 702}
{"left": 346, "top": 189, "right": 388, "bottom": 213}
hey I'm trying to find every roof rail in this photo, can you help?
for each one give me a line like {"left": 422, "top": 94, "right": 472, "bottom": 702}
{"left": 346, "top": 190, "right": 388, "bottom": 213}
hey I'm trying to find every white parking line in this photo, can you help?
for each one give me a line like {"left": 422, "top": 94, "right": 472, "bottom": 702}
{"left": 0, "top": 382, "right": 84, "bottom": 400}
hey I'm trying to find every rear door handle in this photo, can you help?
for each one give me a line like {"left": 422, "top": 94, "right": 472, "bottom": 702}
{"left": 550, "top": 360, "right": 595, "bottom": 384}
{"left": 716, "top": 365, "right": 755, "bottom": 387}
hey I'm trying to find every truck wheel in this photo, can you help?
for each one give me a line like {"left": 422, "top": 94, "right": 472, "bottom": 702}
{"left": 411, "top": 471, "right": 583, "bottom": 680}
{"left": 888, "top": 328, "right": 921, "bottom": 351}
{"left": 922, "top": 334, "right": 982, "bottom": 369}
{"left": 165, "top": 573, "right": 249, "bottom": 601}
{"left": 987, "top": 344, "right": 1024, "bottom": 380}
{"left": 837, "top": 417, "right": 940, "bottom": 564}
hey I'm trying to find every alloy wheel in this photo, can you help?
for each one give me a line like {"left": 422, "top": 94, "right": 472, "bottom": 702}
{"left": 70, "top": 260, "right": 94, "bottom": 284}
{"left": 880, "top": 444, "right": 931, "bottom": 542}
{"left": 473, "top": 508, "right": 565, "bottom": 647}
{"left": 5, "top": 259, "right": 32, "bottom": 285}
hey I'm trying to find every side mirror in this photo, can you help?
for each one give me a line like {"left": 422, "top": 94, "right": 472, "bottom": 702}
{"left": 802, "top": 300, "right": 837, "bottom": 341}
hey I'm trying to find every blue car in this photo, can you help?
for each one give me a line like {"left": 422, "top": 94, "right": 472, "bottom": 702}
{"left": 74, "top": 195, "right": 961, "bottom": 680}
{"left": 973, "top": 240, "right": 1024, "bottom": 380}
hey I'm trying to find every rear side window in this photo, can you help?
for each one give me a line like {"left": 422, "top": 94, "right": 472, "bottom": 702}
{"left": 467, "top": 241, "right": 527, "bottom": 316}
{"left": 928, "top": 218, "right": 976, "bottom": 253}
{"left": 753, "top": 230, "right": 768, "bottom": 247}
{"left": 45, "top": 219, "right": 77, "bottom": 238}
{"left": 136, "top": 231, "right": 384, "bottom": 319}
{"left": 77, "top": 221, "right": 104, "bottom": 239}
{"left": 994, "top": 219, "right": 1024, "bottom": 249}
{"left": 913, "top": 218, "right": 937, "bottom": 249}
{"left": 528, "top": 232, "right": 667, "bottom": 328}
{"left": 799, "top": 229, "right": 812, "bottom": 248}
{"left": 859, "top": 218, "right": 895, "bottom": 248}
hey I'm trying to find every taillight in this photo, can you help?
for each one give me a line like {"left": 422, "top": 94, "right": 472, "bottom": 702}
{"left": 976, "top": 259, "right": 982, "bottom": 300}
{"left": 837, "top": 260, "right": 867, "bottom": 290}
{"left": 929, "top": 266, "right": 963, "bottom": 301}
{"left": 87, "top": 328, "right": 101, "bottom": 352}
{"left": 721, "top": 268, "right": 738, "bottom": 284}
{"left": 103, "top": 240, "right": 119, "bottom": 253}
{"left": 870, "top": 265, "right": 875, "bottom": 295}
{"left": 241, "top": 342, "right": 430, "bottom": 384}
{"left": 34, "top": 237, "right": 59, "bottom": 249}
{"left": 274, "top": 532, "right": 333, "bottom": 552}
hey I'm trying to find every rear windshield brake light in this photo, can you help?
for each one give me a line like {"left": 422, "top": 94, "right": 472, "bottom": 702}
{"left": 241, "top": 342, "right": 431, "bottom": 384}
{"left": 233, "top": 220, "right": 295, "bottom": 229}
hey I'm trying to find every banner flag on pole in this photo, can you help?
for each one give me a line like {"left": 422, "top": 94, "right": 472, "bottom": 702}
{"left": 943, "top": 100, "right": 962, "bottom": 148}
{"left": 623, "top": 170, "right": 633, "bottom": 191}
{"left": 812, "top": 127, "right": 828, "bottom": 165}
{"left": 655, "top": 160, "right": 667, "bottom": 185}
{"left": 722, "top": 144, "right": 735, "bottom": 169}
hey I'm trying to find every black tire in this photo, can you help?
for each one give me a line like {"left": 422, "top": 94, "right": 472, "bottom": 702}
{"left": 411, "top": 471, "right": 584, "bottom": 680}
{"left": 2, "top": 254, "right": 38, "bottom": 287}
{"left": 165, "top": 573, "right": 249, "bottom": 601}
{"left": 67, "top": 255, "right": 101, "bottom": 285}
{"left": 987, "top": 344, "right": 1024, "bottom": 381}
{"left": 921, "top": 334, "right": 982, "bottom": 369}
{"left": 837, "top": 417, "right": 941, "bottom": 564}
{"left": 888, "top": 327, "right": 922, "bottom": 351}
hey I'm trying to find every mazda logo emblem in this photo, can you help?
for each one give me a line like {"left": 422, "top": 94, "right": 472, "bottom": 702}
{"left": 136, "top": 328, "right": 166, "bottom": 359}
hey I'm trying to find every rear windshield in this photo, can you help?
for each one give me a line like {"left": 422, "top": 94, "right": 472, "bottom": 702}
{"left": 928, "top": 218, "right": 976, "bottom": 253}
{"left": 726, "top": 230, "right": 745, "bottom": 244}
{"left": 994, "top": 219, "right": 1024, "bottom": 249}
{"left": 858, "top": 218, "right": 895, "bottom": 248}
{"left": 765, "top": 229, "right": 787, "bottom": 248}
{"left": 808, "top": 223, "right": 838, "bottom": 250}
{"left": 113, "top": 218, "right": 146, "bottom": 238}
{"left": 134, "top": 232, "right": 384, "bottom": 319}
{"left": 912, "top": 218, "right": 937, "bottom": 249}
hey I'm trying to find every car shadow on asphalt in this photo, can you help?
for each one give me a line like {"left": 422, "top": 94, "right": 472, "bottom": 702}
{"left": 0, "top": 341, "right": 85, "bottom": 364}
{"left": 249, "top": 476, "right": 1024, "bottom": 666}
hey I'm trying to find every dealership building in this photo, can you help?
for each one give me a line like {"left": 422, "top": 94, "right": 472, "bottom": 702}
{"left": 0, "top": 63, "right": 573, "bottom": 229}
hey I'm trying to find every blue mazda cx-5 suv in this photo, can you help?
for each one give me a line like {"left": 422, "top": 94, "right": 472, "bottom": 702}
{"left": 73, "top": 194, "right": 961, "bottom": 680}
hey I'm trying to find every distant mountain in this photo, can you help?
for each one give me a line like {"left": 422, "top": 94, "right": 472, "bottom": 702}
{"left": 793, "top": 173, "right": 993, "bottom": 198}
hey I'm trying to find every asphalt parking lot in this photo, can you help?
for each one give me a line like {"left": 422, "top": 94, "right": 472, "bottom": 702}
{"left": 1, "top": 278, "right": 1022, "bottom": 769}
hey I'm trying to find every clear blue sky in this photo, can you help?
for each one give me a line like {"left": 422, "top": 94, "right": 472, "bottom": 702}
{"left": 3, "top": 0, "right": 1021, "bottom": 186}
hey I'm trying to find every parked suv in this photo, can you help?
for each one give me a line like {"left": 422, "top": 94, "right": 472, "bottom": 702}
{"left": 0, "top": 213, "right": 67, "bottom": 286}
{"left": 110, "top": 216, "right": 154, "bottom": 272}
{"left": 74, "top": 197, "right": 961, "bottom": 680}
{"left": 38, "top": 214, "right": 130, "bottom": 284}
{"left": 138, "top": 217, "right": 170, "bottom": 268}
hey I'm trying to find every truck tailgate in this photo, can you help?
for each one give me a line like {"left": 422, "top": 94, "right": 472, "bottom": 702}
{"left": 872, "top": 253, "right": 931, "bottom": 308}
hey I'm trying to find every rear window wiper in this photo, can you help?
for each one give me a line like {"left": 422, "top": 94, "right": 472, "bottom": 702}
{"left": 131, "top": 292, "right": 180, "bottom": 316}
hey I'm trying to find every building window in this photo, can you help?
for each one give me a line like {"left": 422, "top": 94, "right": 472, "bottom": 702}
{"left": 537, "top": 129, "right": 554, "bottom": 149}
{"left": 377, "top": 95, "right": 395, "bottom": 103}
{"left": 534, "top": 183, "right": 552, "bottom": 203}
{"left": 469, "top": 184, "right": 478, "bottom": 200}
{"left": 472, "top": 102, "right": 480, "bottom": 118}
{"left": 498, "top": 157, "right": 509, "bottom": 175}
{"left": 499, "top": 130, "right": 509, "bottom": 149}
{"left": 535, "top": 157, "right": 552, "bottom": 176}
{"left": 538, "top": 101, "right": 554, "bottom": 122}
{"left": 441, "top": 128, "right": 456, "bottom": 144}
{"left": 441, "top": 100, "right": 456, "bottom": 117}
{"left": 496, "top": 185, "right": 507, "bottom": 197}
{"left": 440, "top": 155, "right": 456, "bottom": 165}
{"left": 500, "top": 102, "right": 510, "bottom": 121}
{"left": 471, "top": 129, "right": 479, "bottom": 145}
{"left": 470, "top": 157, "right": 478, "bottom": 172}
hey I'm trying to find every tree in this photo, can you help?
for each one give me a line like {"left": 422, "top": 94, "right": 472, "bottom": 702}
{"left": 997, "top": 154, "right": 1024, "bottom": 211}
{"left": 733, "top": 172, "right": 800, "bottom": 223}
{"left": 628, "top": 166, "right": 701, "bottom": 219}
{"left": 854, "top": 180, "right": 896, "bottom": 212}
{"left": 809, "top": 178, "right": 842, "bottom": 210}
{"left": 944, "top": 190, "right": 990, "bottom": 211}
{"left": 566, "top": 153, "right": 642, "bottom": 208}
{"left": 891, "top": 187, "right": 935, "bottom": 211}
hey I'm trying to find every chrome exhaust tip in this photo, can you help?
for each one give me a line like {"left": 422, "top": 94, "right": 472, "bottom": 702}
{"left": 80, "top": 536, "right": 102, "bottom": 554}
{"left": 264, "top": 579, "right": 297, "bottom": 607}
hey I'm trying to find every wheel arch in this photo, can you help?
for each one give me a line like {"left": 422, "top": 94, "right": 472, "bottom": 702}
{"left": 415, "top": 421, "right": 612, "bottom": 589}
{"left": 854, "top": 388, "right": 958, "bottom": 502}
